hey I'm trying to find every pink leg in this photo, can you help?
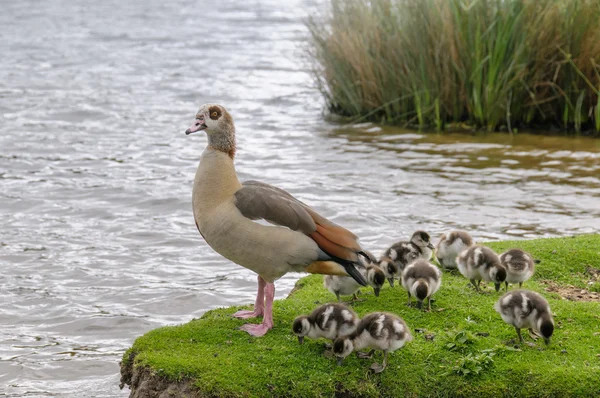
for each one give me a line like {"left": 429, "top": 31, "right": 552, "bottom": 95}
{"left": 239, "top": 282, "right": 275, "bottom": 337}
{"left": 232, "top": 275, "right": 265, "bottom": 319}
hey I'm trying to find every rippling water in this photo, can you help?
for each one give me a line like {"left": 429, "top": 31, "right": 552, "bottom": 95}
{"left": 1, "top": 0, "right": 599, "bottom": 396}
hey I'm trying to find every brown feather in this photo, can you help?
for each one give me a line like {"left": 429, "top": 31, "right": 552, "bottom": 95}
{"left": 310, "top": 231, "right": 359, "bottom": 262}
{"left": 305, "top": 208, "right": 357, "bottom": 238}
{"left": 305, "top": 261, "right": 348, "bottom": 276}
{"left": 315, "top": 224, "right": 361, "bottom": 251}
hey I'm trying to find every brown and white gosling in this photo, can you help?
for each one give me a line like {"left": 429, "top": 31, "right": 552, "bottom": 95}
{"left": 324, "top": 251, "right": 384, "bottom": 300}
{"left": 435, "top": 230, "right": 474, "bottom": 269}
{"left": 401, "top": 259, "right": 442, "bottom": 311}
{"left": 494, "top": 290, "right": 554, "bottom": 345}
{"left": 382, "top": 231, "right": 435, "bottom": 277}
{"left": 292, "top": 303, "right": 359, "bottom": 345}
{"left": 333, "top": 312, "right": 412, "bottom": 373}
{"left": 499, "top": 248, "right": 537, "bottom": 290}
{"left": 456, "top": 245, "right": 507, "bottom": 292}
{"left": 324, "top": 263, "right": 386, "bottom": 301}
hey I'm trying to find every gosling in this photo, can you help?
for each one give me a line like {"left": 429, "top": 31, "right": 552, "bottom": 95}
{"left": 456, "top": 245, "right": 507, "bottom": 292}
{"left": 332, "top": 312, "right": 412, "bottom": 373}
{"left": 499, "top": 248, "right": 536, "bottom": 290}
{"left": 382, "top": 230, "right": 435, "bottom": 277}
{"left": 494, "top": 290, "right": 554, "bottom": 345}
{"left": 436, "top": 230, "right": 474, "bottom": 269}
{"left": 324, "top": 263, "right": 386, "bottom": 301}
{"left": 401, "top": 259, "right": 442, "bottom": 311}
{"left": 292, "top": 303, "right": 359, "bottom": 345}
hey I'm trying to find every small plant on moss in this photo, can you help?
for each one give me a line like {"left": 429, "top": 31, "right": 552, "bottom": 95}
{"left": 448, "top": 352, "right": 495, "bottom": 377}
{"left": 443, "top": 330, "right": 476, "bottom": 352}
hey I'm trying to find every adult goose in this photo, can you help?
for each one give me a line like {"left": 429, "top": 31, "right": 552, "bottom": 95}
{"left": 185, "top": 104, "right": 368, "bottom": 336}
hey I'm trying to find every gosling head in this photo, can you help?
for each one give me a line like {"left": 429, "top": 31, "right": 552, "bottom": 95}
{"left": 185, "top": 103, "right": 236, "bottom": 158}
{"left": 367, "top": 265, "right": 386, "bottom": 297}
{"left": 411, "top": 231, "right": 435, "bottom": 250}
{"left": 490, "top": 265, "right": 507, "bottom": 292}
{"left": 378, "top": 257, "right": 399, "bottom": 287}
{"left": 332, "top": 337, "right": 353, "bottom": 366}
{"left": 539, "top": 317, "right": 554, "bottom": 345}
{"left": 292, "top": 316, "right": 311, "bottom": 345}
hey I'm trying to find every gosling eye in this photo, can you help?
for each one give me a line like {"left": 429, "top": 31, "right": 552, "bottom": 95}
{"left": 211, "top": 111, "right": 218, "bottom": 118}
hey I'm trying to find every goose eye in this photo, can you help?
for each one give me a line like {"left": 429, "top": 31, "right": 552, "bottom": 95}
{"left": 211, "top": 111, "right": 218, "bottom": 118}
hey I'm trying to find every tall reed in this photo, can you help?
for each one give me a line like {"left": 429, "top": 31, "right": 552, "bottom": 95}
{"left": 307, "top": 0, "right": 600, "bottom": 133}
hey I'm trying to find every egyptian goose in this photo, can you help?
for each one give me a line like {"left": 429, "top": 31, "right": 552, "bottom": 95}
{"left": 292, "top": 303, "right": 358, "bottom": 345}
{"left": 495, "top": 290, "right": 554, "bottom": 345}
{"left": 435, "top": 230, "right": 474, "bottom": 269}
{"left": 186, "top": 104, "right": 368, "bottom": 336}
{"left": 332, "top": 312, "right": 412, "bottom": 373}
{"left": 456, "top": 245, "right": 506, "bottom": 292}
{"left": 499, "top": 249, "right": 537, "bottom": 290}
{"left": 401, "top": 259, "right": 442, "bottom": 311}
{"left": 382, "top": 231, "right": 435, "bottom": 277}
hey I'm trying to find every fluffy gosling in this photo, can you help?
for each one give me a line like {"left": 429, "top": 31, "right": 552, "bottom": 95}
{"left": 292, "top": 303, "right": 359, "bottom": 345}
{"left": 382, "top": 231, "right": 435, "bottom": 277}
{"left": 436, "top": 230, "right": 474, "bottom": 269}
{"left": 333, "top": 312, "right": 412, "bottom": 373}
{"left": 401, "top": 259, "right": 442, "bottom": 311}
{"left": 494, "top": 290, "right": 554, "bottom": 345}
{"left": 499, "top": 248, "right": 537, "bottom": 290}
{"left": 324, "top": 263, "right": 386, "bottom": 301}
{"left": 457, "top": 245, "right": 507, "bottom": 292}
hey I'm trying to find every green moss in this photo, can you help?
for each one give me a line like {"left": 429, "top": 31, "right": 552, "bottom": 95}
{"left": 123, "top": 235, "right": 600, "bottom": 397}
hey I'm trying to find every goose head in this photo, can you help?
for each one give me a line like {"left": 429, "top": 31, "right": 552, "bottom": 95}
{"left": 185, "top": 103, "right": 236, "bottom": 158}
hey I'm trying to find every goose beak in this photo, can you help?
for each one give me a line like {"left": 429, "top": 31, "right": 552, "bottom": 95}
{"left": 495, "top": 283, "right": 501, "bottom": 292}
{"left": 297, "top": 336, "right": 304, "bottom": 345}
{"left": 387, "top": 278, "right": 395, "bottom": 287}
{"left": 185, "top": 118, "right": 207, "bottom": 135}
{"left": 336, "top": 357, "right": 344, "bottom": 366}
{"left": 427, "top": 242, "right": 435, "bottom": 250}
{"left": 374, "top": 287, "right": 380, "bottom": 297}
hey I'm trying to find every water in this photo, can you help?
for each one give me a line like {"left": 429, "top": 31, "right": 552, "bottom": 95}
{"left": 0, "top": 0, "right": 599, "bottom": 396}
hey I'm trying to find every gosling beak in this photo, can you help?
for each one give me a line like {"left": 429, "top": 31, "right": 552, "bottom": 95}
{"left": 387, "top": 278, "right": 395, "bottom": 288}
{"left": 427, "top": 242, "right": 435, "bottom": 250}
{"left": 495, "top": 283, "right": 501, "bottom": 292}
{"left": 544, "top": 337, "right": 551, "bottom": 345}
{"left": 374, "top": 287, "right": 380, "bottom": 297}
{"left": 185, "top": 117, "right": 207, "bottom": 135}
{"left": 336, "top": 357, "right": 344, "bottom": 366}
{"left": 297, "top": 336, "right": 304, "bottom": 345}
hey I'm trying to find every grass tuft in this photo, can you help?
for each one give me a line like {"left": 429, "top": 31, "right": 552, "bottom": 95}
{"left": 307, "top": 0, "right": 600, "bottom": 134}
{"left": 122, "top": 234, "right": 600, "bottom": 397}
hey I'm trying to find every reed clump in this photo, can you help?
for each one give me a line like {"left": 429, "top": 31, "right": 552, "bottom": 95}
{"left": 307, "top": 0, "right": 600, "bottom": 134}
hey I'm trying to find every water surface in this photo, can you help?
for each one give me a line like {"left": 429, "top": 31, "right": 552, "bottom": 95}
{"left": 1, "top": 0, "right": 599, "bottom": 396}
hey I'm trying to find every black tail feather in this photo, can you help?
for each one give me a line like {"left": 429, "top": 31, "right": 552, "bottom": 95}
{"left": 316, "top": 249, "right": 368, "bottom": 286}
{"left": 343, "top": 262, "right": 368, "bottom": 286}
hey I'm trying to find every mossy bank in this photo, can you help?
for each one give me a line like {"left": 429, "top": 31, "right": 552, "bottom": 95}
{"left": 120, "top": 235, "right": 600, "bottom": 397}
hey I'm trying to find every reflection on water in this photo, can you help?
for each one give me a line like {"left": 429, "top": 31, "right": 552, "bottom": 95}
{"left": 0, "top": 0, "right": 598, "bottom": 396}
